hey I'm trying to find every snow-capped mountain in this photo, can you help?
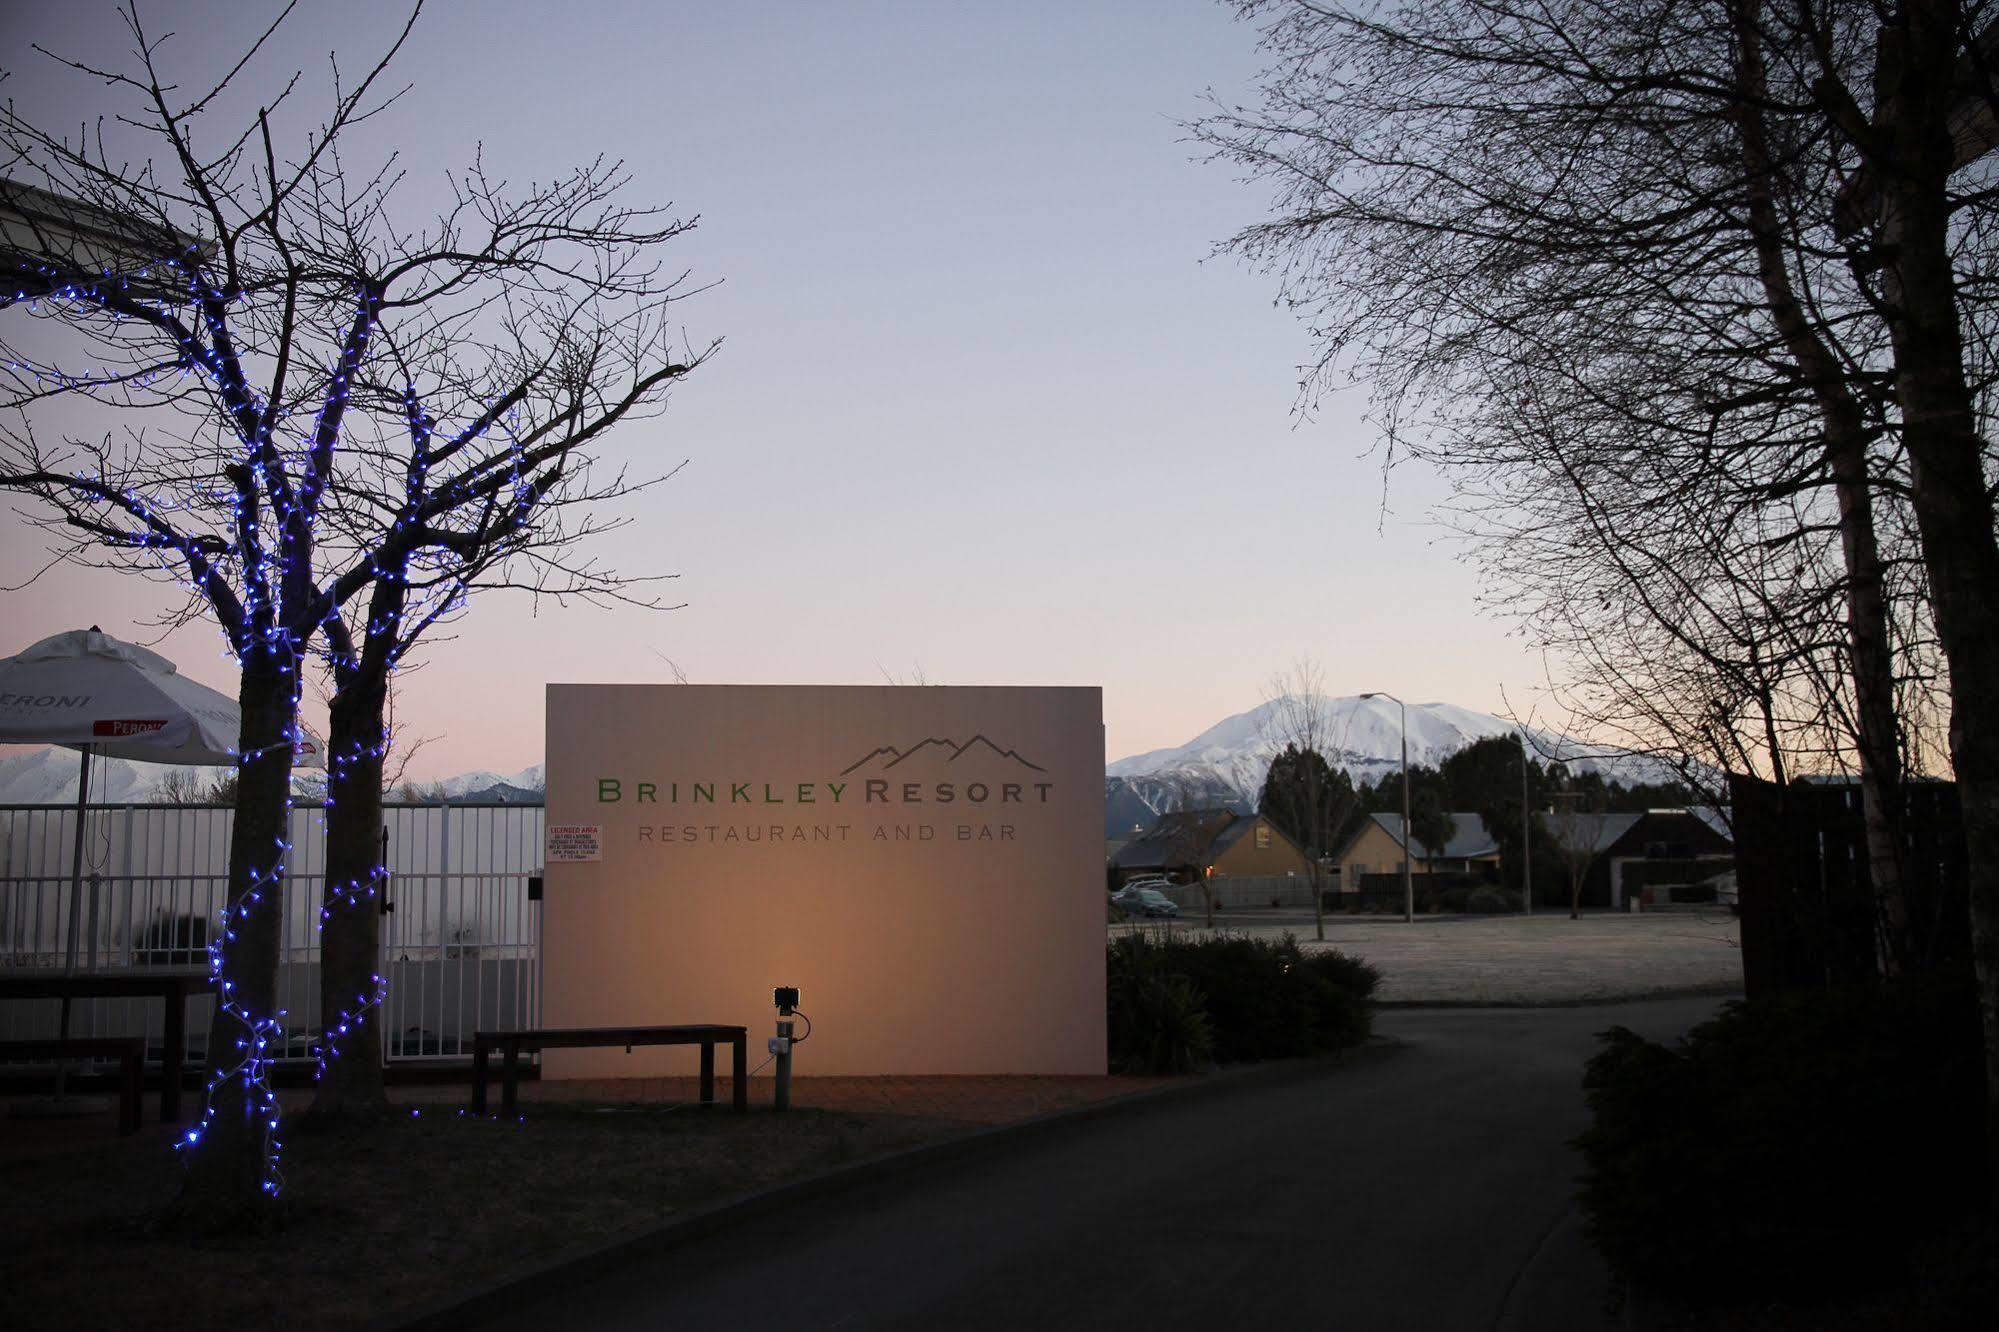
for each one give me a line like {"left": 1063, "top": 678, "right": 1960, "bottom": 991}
{"left": 428, "top": 763, "right": 546, "bottom": 798}
{"left": 1103, "top": 694, "right": 1676, "bottom": 836}
{"left": 1, "top": 695, "right": 1665, "bottom": 821}
{"left": 0, "top": 745, "right": 181, "bottom": 805}
{"left": 0, "top": 748, "right": 546, "bottom": 805}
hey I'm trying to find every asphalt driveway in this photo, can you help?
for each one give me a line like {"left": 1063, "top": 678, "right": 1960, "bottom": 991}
{"left": 476, "top": 996, "right": 1725, "bottom": 1331}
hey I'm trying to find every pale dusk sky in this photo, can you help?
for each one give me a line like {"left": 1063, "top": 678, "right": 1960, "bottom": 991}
{"left": 1, "top": 0, "right": 1549, "bottom": 779}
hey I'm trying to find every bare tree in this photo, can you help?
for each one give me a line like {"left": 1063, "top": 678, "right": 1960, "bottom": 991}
{"left": 203, "top": 771, "right": 240, "bottom": 808}
{"left": 1193, "top": 0, "right": 1999, "bottom": 1181}
{"left": 0, "top": 1, "right": 711, "bottom": 1222}
{"left": 374, "top": 682, "right": 434, "bottom": 798}
{"left": 1545, "top": 783, "right": 1609, "bottom": 920}
{"left": 1813, "top": 2, "right": 1999, "bottom": 1188}
{"left": 1257, "top": 660, "right": 1359, "bottom": 940}
{"left": 151, "top": 766, "right": 205, "bottom": 805}
{"left": 303, "top": 201, "right": 704, "bottom": 1125}
{"left": 1152, "top": 799, "right": 1234, "bottom": 927}
{"left": 1196, "top": 0, "right": 1929, "bottom": 926}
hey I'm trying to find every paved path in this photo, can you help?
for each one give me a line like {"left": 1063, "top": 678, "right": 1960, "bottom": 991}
{"left": 396, "top": 1070, "right": 1179, "bottom": 1121}
{"left": 0, "top": 1071, "right": 1184, "bottom": 1161}
{"left": 480, "top": 996, "right": 1725, "bottom": 1331}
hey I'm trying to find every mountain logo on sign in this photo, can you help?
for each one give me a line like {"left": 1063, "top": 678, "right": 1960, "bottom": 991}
{"left": 839, "top": 735, "right": 1047, "bottom": 777}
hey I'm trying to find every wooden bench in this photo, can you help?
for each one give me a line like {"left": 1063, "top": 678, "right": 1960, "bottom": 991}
{"left": 470, "top": 1025, "right": 749, "bottom": 1118}
{"left": 0, "top": 1036, "right": 146, "bottom": 1134}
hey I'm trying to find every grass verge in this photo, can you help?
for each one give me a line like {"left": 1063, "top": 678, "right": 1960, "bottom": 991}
{"left": 2, "top": 1102, "right": 960, "bottom": 1330}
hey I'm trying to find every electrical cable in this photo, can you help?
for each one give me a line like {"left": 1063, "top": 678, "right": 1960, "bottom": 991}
{"left": 790, "top": 1009, "right": 812, "bottom": 1044}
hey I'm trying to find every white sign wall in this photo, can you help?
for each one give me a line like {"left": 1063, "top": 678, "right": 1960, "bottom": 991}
{"left": 541, "top": 684, "right": 1105, "bottom": 1076}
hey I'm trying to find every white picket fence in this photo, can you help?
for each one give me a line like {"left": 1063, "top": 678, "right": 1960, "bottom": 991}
{"left": 0, "top": 801, "right": 543, "bottom": 1064}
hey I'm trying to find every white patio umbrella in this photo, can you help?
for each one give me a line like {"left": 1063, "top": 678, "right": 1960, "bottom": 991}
{"left": 0, "top": 626, "right": 273, "bottom": 765}
{"left": 0, "top": 627, "right": 321, "bottom": 1104}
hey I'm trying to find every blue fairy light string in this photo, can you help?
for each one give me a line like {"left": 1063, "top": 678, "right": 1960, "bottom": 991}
{"left": 159, "top": 277, "right": 396, "bottom": 1199}
{"left": 13, "top": 247, "right": 642, "bottom": 1182}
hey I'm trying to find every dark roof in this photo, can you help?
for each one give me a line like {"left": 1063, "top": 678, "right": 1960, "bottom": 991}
{"left": 1609, "top": 808, "right": 1734, "bottom": 853}
{"left": 1538, "top": 811, "right": 1643, "bottom": 855}
{"left": 1338, "top": 806, "right": 1734, "bottom": 862}
{"left": 1359, "top": 812, "right": 1502, "bottom": 860}
{"left": 1215, "top": 814, "right": 1311, "bottom": 861}
{"left": 1538, "top": 808, "right": 1734, "bottom": 855}
{"left": 1110, "top": 808, "right": 1236, "bottom": 869}
{"left": 1111, "top": 808, "right": 1305, "bottom": 869}
{"left": 1686, "top": 807, "right": 1731, "bottom": 840}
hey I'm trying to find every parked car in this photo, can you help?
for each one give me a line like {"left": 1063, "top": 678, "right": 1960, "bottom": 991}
{"left": 1111, "top": 885, "right": 1179, "bottom": 918}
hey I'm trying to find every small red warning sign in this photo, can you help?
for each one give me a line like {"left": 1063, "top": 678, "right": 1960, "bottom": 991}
{"left": 546, "top": 825, "right": 603, "bottom": 862}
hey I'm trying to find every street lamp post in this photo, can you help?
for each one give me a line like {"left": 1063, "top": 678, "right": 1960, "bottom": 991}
{"left": 1361, "top": 692, "right": 1415, "bottom": 923}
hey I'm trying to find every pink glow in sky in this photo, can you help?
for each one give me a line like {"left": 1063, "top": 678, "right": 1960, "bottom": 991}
{"left": 0, "top": 1, "right": 1551, "bottom": 780}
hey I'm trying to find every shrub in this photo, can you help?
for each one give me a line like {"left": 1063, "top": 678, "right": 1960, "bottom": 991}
{"left": 1906, "top": 1213, "right": 1999, "bottom": 1329}
{"left": 1106, "top": 932, "right": 1377, "bottom": 1067}
{"left": 133, "top": 910, "right": 210, "bottom": 965}
{"left": 1573, "top": 974, "right": 1985, "bottom": 1305}
{"left": 1438, "top": 887, "right": 1472, "bottom": 913}
{"left": 1111, "top": 974, "right": 1214, "bottom": 1075}
{"left": 1296, "top": 947, "right": 1378, "bottom": 1050}
{"left": 1107, "top": 933, "right": 1213, "bottom": 1074}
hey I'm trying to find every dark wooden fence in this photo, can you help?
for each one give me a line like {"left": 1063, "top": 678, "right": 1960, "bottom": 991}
{"left": 1730, "top": 774, "right": 1972, "bottom": 996}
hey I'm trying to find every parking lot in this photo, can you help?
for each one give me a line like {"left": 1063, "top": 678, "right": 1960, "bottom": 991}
{"left": 1110, "top": 907, "right": 1744, "bottom": 1004}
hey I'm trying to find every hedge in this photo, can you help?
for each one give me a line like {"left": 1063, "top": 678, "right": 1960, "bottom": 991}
{"left": 1574, "top": 974, "right": 1985, "bottom": 1304}
{"left": 1107, "top": 932, "right": 1379, "bottom": 1073}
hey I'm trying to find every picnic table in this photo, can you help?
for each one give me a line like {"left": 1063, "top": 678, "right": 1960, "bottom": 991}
{"left": 0, "top": 969, "right": 215, "bottom": 1122}
{"left": 0, "top": 1035, "right": 145, "bottom": 1133}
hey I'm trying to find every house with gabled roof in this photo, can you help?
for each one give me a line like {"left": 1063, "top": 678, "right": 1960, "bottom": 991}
{"left": 1109, "top": 807, "right": 1313, "bottom": 885}
{"left": 1328, "top": 805, "right": 1734, "bottom": 907}
{"left": 1541, "top": 808, "right": 1733, "bottom": 908}
{"left": 1332, "top": 812, "right": 1505, "bottom": 890}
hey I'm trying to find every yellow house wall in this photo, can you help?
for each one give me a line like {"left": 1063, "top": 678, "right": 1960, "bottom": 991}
{"left": 1335, "top": 820, "right": 1426, "bottom": 887}
{"left": 1336, "top": 820, "right": 1505, "bottom": 889}
{"left": 1211, "top": 817, "right": 1314, "bottom": 878}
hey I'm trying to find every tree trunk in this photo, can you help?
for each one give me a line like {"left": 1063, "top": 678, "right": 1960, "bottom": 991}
{"left": 171, "top": 654, "right": 298, "bottom": 1231}
{"left": 1312, "top": 863, "right": 1325, "bottom": 941}
{"left": 1869, "top": 0, "right": 1999, "bottom": 1195}
{"left": 1830, "top": 420, "right": 1914, "bottom": 972}
{"left": 304, "top": 674, "right": 391, "bottom": 1124}
{"left": 1730, "top": 0, "right": 1909, "bottom": 970}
